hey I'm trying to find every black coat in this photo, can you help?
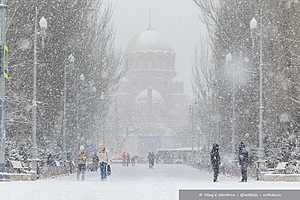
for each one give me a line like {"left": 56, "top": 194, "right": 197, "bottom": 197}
{"left": 210, "top": 149, "right": 220, "bottom": 169}
{"left": 239, "top": 148, "right": 249, "bottom": 167}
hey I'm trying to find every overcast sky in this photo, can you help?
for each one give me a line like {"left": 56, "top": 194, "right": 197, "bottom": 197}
{"left": 110, "top": 0, "right": 206, "bottom": 95}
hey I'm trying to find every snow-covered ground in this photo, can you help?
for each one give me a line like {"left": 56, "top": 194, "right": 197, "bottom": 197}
{"left": 1, "top": 164, "right": 300, "bottom": 200}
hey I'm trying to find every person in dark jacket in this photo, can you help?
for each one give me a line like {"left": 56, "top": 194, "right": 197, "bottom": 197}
{"left": 126, "top": 153, "right": 131, "bottom": 167}
{"left": 238, "top": 141, "right": 249, "bottom": 182}
{"left": 131, "top": 156, "right": 137, "bottom": 166}
{"left": 210, "top": 144, "right": 221, "bottom": 182}
{"left": 151, "top": 152, "right": 155, "bottom": 167}
{"left": 148, "top": 152, "right": 154, "bottom": 168}
{"left": 92, "top": 153, "right": 99, "bottom": 172}
{"left": 238, "top": 142, "right": 246, "bottom": 155}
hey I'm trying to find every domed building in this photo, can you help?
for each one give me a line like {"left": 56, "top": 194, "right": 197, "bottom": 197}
{"left": 111, "top": 26, "right": 188, "bottom": 156}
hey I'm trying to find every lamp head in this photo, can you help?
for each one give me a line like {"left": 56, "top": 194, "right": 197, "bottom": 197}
{"left": 226, "top": 53, "right": 232, "bottom": 63}
{"left": 39, "top": 16, "right": 48, "bottom": 30}
{"left": 250, "top": 17, "right": 258, "bottom": 30}
{"left": 68, "top": 54, "right": 75, "bottom": 63}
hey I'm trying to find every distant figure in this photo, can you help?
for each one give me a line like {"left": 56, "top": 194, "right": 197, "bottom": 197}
{"left": 126, "top": 153, "right": 131, "bottom": 167}
{"left": 131, "top": 156, "right": 137, "bottom": 166}
{"left": 238, "top": 142, "right": 249, "bottom": 182}
{"left": 147, "top": 152, "right": 153, "bottom": 168}
{"left": 122, "top": 152, "right": 127, "bottom": 167}
{"left": 98, "top": 145, "right": 109, "bottom": 180}
{"left": 151, "top": 152, "right": 155, "bottom": 167}
{"left": 107, "top": 160, "right": 112, "bottom": 176}
{"left": 210, "top": 144, "right": 221, "bottom": 182}
{"left": 92, "top": 152, "right": 99, "bottom": 172}
{"left": 77, "top": 146, "right": 87, "bottom": 181}
{"left": 69, "top": 160, "right": 75, "bottom": 174}
{"left": 148, "top": 152, "right": 155, "bottom": 168}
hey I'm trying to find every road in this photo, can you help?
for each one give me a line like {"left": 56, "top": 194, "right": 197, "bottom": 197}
{"left": 1, "top": 164, "right": 299, "bottom": 200}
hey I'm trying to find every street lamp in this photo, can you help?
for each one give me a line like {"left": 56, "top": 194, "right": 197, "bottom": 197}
{"left": 76, "top": 73, "right": 85, "bottom": 150}
{"left": 32, "top": 6, "right": 48, "bottom": 172}
{"left": 189, "top": 104, "right": 195, "bottom": 164}
{"left": 250, "top": 17, "right": 258, "bottom": 52}
{"left": 39, "top": 16, "right": 47, "bottom": 49}
{"left": 80, "top": 73, "right": 85, "bottom": 81}
{"left": 250, "top": 4, "right": 265, "bottom": 180}
{"left": 196, "top": 126, "right": 201, "bottom": 153}
{"left": 226, "top": 53, "right": 232, "bottom": 64}
{"left": 0, "top": 0, "right": 8, "bottom": 173}
{"left": 226, "top": 53, "right": 236, "bottom": 158}
{"left": 91, "top": 86, "right": 97, "bottom": 94}
{"left": 100, "top": 92, "right": 106, "bottom": 145}
{"left": 62, "top": 54, "right": 75, "bottom": 161}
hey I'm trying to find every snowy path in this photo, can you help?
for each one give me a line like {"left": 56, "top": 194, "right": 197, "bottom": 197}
{"left": 1, "top": 164, "right": 300, "bottom": 200}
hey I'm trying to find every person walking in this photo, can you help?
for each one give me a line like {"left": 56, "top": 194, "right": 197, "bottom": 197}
{"left": 238, "top": 142, "right": 249, "bottom": 182}
{"left": 98, "top": 145, "right": 109, "bottom": 180}
{"left": 107, "top": 159, "right": 112, "bottom": 176}
{"left": 122, "top": 152, "right": 127, "bottom": 167}
{"left": 131, "top": 156, "right": 136, "bottom": 166}
{"left": 126, "top": 152, "right": 130, "bottom": 167}
{"left": 210, "top": 144, "right": 221, "bottom": 182}
{"left": 151, "top": 152, "right": 155, "bottom": 168}
{"left": 77, "top": 145, "right": 87, "bottom": 181}
{"left": 92, "top": 152, "right": 99, "bottom": 172}
{"left": 147, "top": 152, "right": 153, "bottom": 168}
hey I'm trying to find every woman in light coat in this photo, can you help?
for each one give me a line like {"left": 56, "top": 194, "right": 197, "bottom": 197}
{"left": 77, "top": 145, "right": 87, "bottom": 181}
{"left": 98, "top": 145, "right": 109, "bottom": 180}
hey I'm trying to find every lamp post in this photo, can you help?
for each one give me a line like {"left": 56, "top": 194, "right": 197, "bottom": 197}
{"left": 0, "top": 0, "right": 7, "bottom": 172}
{"left": 62, "top": 54, "right": 75, "bottom": 161}
{"left": 226, "top": 53, "right": 236, "bottom": 158}
{"left": 100, "top": 92, "right": 105, "bottom": 145}
{"left": 196, "top": 126, "right": 201, "bottom": 153}
{"left": 39, "top": 16, "right": 47, "bottom": 49}
{"left": 189, "top": 104, "right": 195, "bottom": 164}
{"left": 76, "top": 73, "right": 85, "bottom": 151}
{"left": 32, "top": 6, "right": 48, "bottom": 168}
{"left": 250, "top": 5, "right": 265, "bottom": 179}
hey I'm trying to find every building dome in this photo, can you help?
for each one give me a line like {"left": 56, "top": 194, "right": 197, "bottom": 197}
{"left": 126, "top": 28, "right": 174, "bottom": 53}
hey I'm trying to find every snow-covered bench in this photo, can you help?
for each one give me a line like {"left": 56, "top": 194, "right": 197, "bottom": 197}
{"left": 0, "top": 172, "right": 34, "bottom": 181}
{"left": 262, "top": 162, "right": 300, "bottom": 182}
{"left": 8, "top": 160, "right": 29, "bottom": 174}
{"left": 275, "top": 162, "right": 288, "bottom": 174}
{"left": 262, "top": 173, "right": 300, "bottom": 182}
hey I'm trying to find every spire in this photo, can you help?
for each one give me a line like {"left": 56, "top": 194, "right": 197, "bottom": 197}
{"left": 147, "top": 8, "right": 152, "bottom": 30}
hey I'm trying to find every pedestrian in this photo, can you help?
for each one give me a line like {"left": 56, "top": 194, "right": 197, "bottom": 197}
{"left": 77, "top": 145, "right": 87, "bottom": 181}
{"left": 98, "top": 145, "right": 109, "bottom": 180}
{"left": 122, "top": 152, "right": 127, "bottom": 167}
{"left": 210, "top": 144, "right": 221, "bottom": 182}
{"left": 151, "top": 152, "right": 155, "bottom": 168}
{"left": 126, "top": 152, "right": 130, "bottom": 167}
{"left": 107, "top": 160, "right": 112, "bottom": 176}
{"left": 238, "top": 142, "right": 249, "bottom": 182}
{"left": 92, "top": 152, "right": 99, "bottom": 172}
{"left": 238, "top": 141, "right": 246, "bottom": 155}
{"left": 147, "top": 152, "right": 153, "bottom": 168}
{"left": 131, "top": 156, "right": 136, "bottom": 166}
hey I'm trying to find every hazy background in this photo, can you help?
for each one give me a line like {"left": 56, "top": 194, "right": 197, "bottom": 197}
{"left": 110, "top": 0, "right": 206, "bottom": 96}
